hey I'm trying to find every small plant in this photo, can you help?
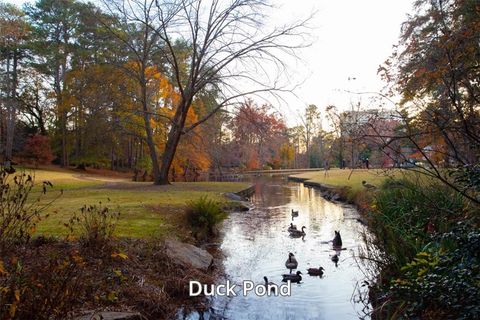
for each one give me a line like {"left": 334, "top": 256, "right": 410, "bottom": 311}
{"left": 66, "top": 201, "right": 120, "bottom": 247}
{"left": 0, "top": 249, "right": 85, "bottom": 320}
{"left": 185, "top": 196, "right": 227, "bottom": 237}
{"left": 0, "top": 167, "right": 59, "bottom": 251}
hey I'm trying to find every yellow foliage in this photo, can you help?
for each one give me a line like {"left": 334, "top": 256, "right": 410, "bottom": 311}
{"left": 111, "top": 252, "right": 128, "bottom": 260}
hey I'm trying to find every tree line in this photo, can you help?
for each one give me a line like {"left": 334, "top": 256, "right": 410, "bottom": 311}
{"left": 0, "top": 0, "right": 310, "bottom": 184}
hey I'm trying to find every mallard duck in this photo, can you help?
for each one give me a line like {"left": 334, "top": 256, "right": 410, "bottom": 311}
{"left": 362, "top": 180, "right": 377, "bottom": 190}
{"left": 285, "top": 252, "right": 298, "bottom": 269}
{"left": 331, "top": 254, "right": 339, "bottom": 267}
{"left": 332, "top": 230, "right": 342, "bottom": 247}
{"left": 282, "top": 271, "right": 302, "bottom": 283}
{"left": 287, "top": 223, "right": 297, "bottom": 232}
{"left": 291, "top": 209, "right": 299, "bottom": 217}
{"left": 289, "top": 226, "right": 306, "bottom": 237}
{"left": 307, "top": 266, "right": 324, "bottom": 276}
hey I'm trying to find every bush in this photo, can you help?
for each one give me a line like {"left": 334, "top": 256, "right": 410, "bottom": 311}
{"left": 66, "top": 201, "right": 120, "bottom": 247}
{"left": 389, "top": 223, "right": 480, "bottom": 319}
{"left": 0, "top": 167, "right": 59, "bottom": 251}
{"left": 370, "top": 178, "right": 464, "bottom": 267}
{"left": 185, "top": 196, "right": 227, "bottom": 237}
{"left": 364, "top": 178, "right": 479, "bottom": 319}
{"left": 0, "top": 248, "right": 85, "bottom": 320}
{"left": 22, "top": 135, "right": 54, "bottom": 167}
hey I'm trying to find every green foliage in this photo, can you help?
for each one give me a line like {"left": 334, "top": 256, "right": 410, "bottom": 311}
{"left": 185, "top": 196, "right": 227, "bottom": 237}
{"left": 371, "top": 178, "right": 464, "bottom": 266}
{"left": 137, "top": 156, "right": 152, "bottom": 172}
{"left": 0, "top": 167, "right": 59, "bottom": 251}
{"left": 449, "top": 164, "right": 480, "bottom": 195}
{"left": 66, "top": 201, "right": 120, "bottom": 247}
{"left": 390, "top": 223, "right": 480, "bottom": 319}
{"left": 366, "top": 178, "right": 479, "bottom": 319}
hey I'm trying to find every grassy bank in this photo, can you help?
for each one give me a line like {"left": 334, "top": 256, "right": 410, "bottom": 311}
{"left": 25, "top": 167, "right": 250, "bottom": 238}
{"left": 1, "top": 166, "right": 250, "bottom": 320}
{"left": 290, "top": 168, "right": 480, "bottom": 319}
{"left": 290, "top": 168, "right": 396, "bottom": 192}
{"left": 289, "top": 168, "right": 400, "bottom": 206}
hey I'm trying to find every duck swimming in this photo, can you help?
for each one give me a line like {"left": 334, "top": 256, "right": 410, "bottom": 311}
{"left": 263, "top": 276, "right": 276, "bottom": 292}
{"left": 288, "top": 223, "right": 297, "bottom": 232}
{"left": 289, "top": 226, "right": 306, "bottom": 237}
{"left": 285, "top": 252, "right": 298, "bottom": 269}
{"left": 291, "top": 209, "right": 299, "bottom": 217}
{"left": 282, "top": 271, "right": 302, "bottom": 283}
{"left": 307, "top": 266, "right": 325, "bottom": 276}
{"left": 332, "top": 230, "right": 342, "bottom": 247}
{"left": 331, "top": 254, "right": 339, "bottom": 267}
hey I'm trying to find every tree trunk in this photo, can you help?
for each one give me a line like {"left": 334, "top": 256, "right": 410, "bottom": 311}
{"left": 156, "top": 124, "right": 182, "bottom": 185}
{"left": 142, "top": 84, "right": 160, "bottom": 183}
{"left": 156, "top": 98, "right": 192, "bottom": 185}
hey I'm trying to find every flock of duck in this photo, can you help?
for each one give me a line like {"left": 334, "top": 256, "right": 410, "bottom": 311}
{"left": 263, "top": 209, "right": 343, "bottom": 286}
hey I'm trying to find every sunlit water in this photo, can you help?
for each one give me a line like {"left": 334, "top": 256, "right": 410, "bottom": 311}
{"left": 181, "top": 176, "right": 371, "bottom": 320}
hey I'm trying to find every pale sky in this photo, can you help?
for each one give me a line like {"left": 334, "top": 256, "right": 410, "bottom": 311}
{"left": 268, "top": 0, "right": 413, "bottom": 125}
{"left": 6, "top": 0, "right": 414, "bottom": 126}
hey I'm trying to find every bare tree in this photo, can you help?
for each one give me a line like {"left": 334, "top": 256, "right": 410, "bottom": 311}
{"left": 102, "top": 0, "right": 310, "bottom": 184}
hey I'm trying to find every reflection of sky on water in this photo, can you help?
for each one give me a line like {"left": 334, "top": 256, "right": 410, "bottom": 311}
{"left": 184, "top": 176, "right": 371, "bottom": 320}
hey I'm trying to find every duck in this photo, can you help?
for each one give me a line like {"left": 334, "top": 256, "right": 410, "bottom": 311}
{"left": 263, "top": 276, "right": 276, "bottom": 292}
{"left": 282, "top": 271, "right": 302, "bottom": 283}
{"left": 332, "top": 230, "right": 342, "bottom": 247}
{"left": 291, "top": 209, "right": 299, "bottom": 217}
{"left": 289, "top": 226, "right": 306, "bottom": 237}
{"left": 4, "top": 166, "right": 16, "bottom": 174}
{"left": 362, "top": 180, "right": 377, "bottom": 190}
{"left": 307, "top": 266, "right": 325, "bottom": 276}
{"left": 285, "top": 252, "right": 298, "bottom": 269}
{"left": 287, "top": 223, "right": 297, "bottom": 232}
{"left": 331, "top": 254, "right": 339, "bottom": 267}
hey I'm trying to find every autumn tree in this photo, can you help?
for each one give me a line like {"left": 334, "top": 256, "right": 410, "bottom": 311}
{"left": 102, "top": 0, "right": 310, "bottom": 184}
{"left": 25, "top": 0, "right": 110, "bottom": 167}
{"left": 379, "top": 0, "right": 480, "bottom": 204}
{"left": 0, "top": 2, "right": 29, "bottom": 166}
{"left": 231, "top": 100, "right": 287, "bottom": 169}
{"left": 22, "top": 134, "right": 54, "bottom": 167}
{"left": 299, "top": 104, "right": 321, "bottom": 168}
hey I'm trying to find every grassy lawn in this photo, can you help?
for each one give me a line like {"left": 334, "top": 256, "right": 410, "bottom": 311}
{"left": 19, "top": 168, "right": 250, "bottom": 238}
{"left": 290, "top": 168, "right": 402, "bottom": 193}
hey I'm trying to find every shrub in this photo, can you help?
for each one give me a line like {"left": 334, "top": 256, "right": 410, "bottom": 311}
{"left": 22, "top": 135, "right": 54, "bottom": 167}
{"left": 0, "top": 167, "right": 59, "bottom": 251}
{"left": 0, "top": 248, "right": 85, "bottom": 320}
{"left": 389, "top": 223, "right": 480, "bottom": 319}
{"left": 185, "top": 196, "right": 227, "bottom": 237}
{"left": 66, "top": 201, "right": 120, "bottom": 247}
{"left": 369, "top": 178, "right": 464, "bottom": 267}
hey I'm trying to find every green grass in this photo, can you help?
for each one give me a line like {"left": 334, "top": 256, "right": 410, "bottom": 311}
{"left": 290, "top": 168, "right": 400, "bottom": 192}
{"left": 20, "top": 168, "right": 250, "bottom": 238}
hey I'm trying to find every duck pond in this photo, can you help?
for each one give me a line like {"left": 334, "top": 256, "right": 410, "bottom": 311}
{"left": 180, "top": 175, "right": 373, "bottom": 320}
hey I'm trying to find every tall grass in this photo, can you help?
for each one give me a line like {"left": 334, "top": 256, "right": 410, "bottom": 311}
{"left": 362, "top": 177, "right": 479, "bottom": 319}
{"left": 185, "top": 196, "right": 227, "bottom": 239}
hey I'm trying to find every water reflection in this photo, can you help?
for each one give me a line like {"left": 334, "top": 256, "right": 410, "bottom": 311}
{"left": 184, "top": 176, "right": 370, "bottom": 320}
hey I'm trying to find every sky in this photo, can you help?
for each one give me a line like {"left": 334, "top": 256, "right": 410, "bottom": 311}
{"left": 5, "top": 0, "right": 414, "bottom": 126}
{"left": 267, "top": 0, "right": 414, "bottom": 125}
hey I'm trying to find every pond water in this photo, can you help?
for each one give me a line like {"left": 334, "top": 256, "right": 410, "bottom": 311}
{"left": 181, "top": 175, "right": 371, "bottom": 320}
